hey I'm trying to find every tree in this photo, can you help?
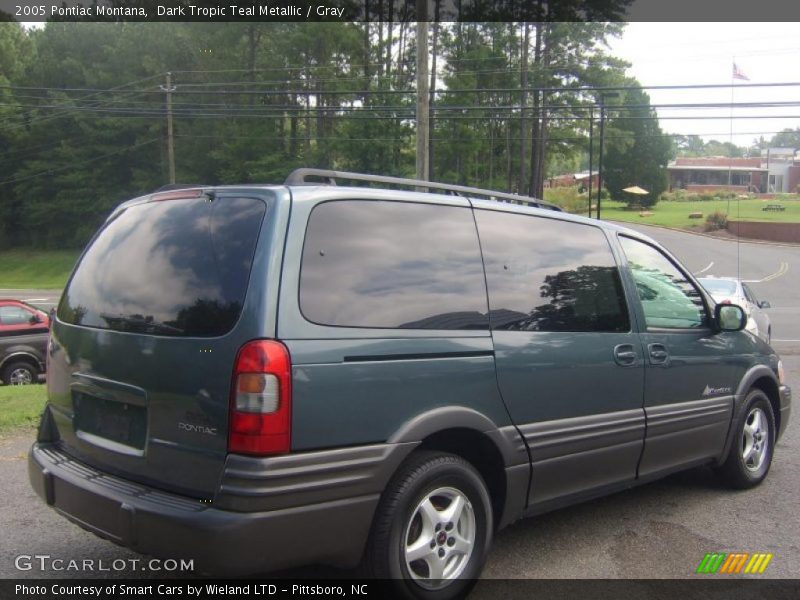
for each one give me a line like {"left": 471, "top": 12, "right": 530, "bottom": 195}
{"left": 672, "top": 135, "right": 748, "bottom": 158}
{"left": 769, "top": 128, "right": 800, "bottom": 149}
{"left": 704, "top": 140, "right": 743, "bottom": 158}
{"left": 1, "top": 20, "right": 642, "bottom": 249}
{"left": 0, "top": 22, "right": 34, "bottom": 247}
{"left": 603, "top": 85, "right": 671, "bottom": 208}
{"left": 672, "top": 134, "right": 706, "bottom": 157}
{"left": 524, "top": 21, "right": 628, "bottom": 197}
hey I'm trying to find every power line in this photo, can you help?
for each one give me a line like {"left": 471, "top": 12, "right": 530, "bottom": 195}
{"left": 174, "top": 130, "right": 800, "bottom": 141}
{"left": 3, "top": 80, "right": 800, "bottom": 96}
{"left": 0, "top": 73, "right": 165, "bottom": 133}
{"left": 6, "top": 98, "right": 800, "bottom": 122}
{"left": 0, "top": 139, "right": 158, "bottom": 187}
{"left": 8, "top": 96, "right": 800, "bottom": 113}
{"left": 4, "top": 102, "right": 800, "bottom": 122}
{"left": 173, "top": 131, "right": 791, "bottom": 144}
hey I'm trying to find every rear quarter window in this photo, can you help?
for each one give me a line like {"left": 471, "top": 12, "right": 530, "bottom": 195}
{"left": 58, "top": 196, "right": 266, "bottom": 337}
{"left": 299, "top": 200, "right": 489, "bottom": 330}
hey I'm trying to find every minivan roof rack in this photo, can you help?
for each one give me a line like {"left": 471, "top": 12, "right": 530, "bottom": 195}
{"left": 154, "top": 183, "right": 207, "bottom": 192}
{"left": 284, "top": 168, "right": 562, "bottom": 212}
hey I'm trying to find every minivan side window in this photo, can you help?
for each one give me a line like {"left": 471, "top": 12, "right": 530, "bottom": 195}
{"left": 475, "top": 210, "right": 629, "bottom": 332}
{"left": 619, "top": 236, "right": 707, "bottom": 329}
{"left": 300, "top": 200, "right": 489, "bottom": 330}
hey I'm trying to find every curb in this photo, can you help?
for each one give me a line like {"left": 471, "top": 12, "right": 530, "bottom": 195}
{"left": 605, "top": 220, "right": 800, "bottom": 248}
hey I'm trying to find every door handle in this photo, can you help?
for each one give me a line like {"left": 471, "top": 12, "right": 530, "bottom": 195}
{"left": 613, "top": 344, "right": 637, "bottom": 366}
{"left": 648, "top": 343, "right": 669, "bottom": 365}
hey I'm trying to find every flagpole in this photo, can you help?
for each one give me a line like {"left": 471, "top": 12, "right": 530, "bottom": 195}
{"left": 728, "top": 57, "right": 734, "bottom": 216}
{"left": 729, "top": 58, "right": 740, "bottom": 280}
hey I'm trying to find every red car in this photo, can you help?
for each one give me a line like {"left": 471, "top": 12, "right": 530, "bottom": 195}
{"left": 0, "top": 299, "right": 50, "bottom": 385}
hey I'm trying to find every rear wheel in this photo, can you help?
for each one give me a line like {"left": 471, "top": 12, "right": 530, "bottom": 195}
{"left": 2, "top": 361, "right": 38, "bottom": 385}
{"left": 363, "top": 451, "right": 492, "bottom": 599}
{"left": 718, "top": 389, "right": 775, "bottom": 489}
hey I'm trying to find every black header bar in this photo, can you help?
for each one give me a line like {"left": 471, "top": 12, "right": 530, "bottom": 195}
{"left": 2, "top": 0, "right": 800, "bottom": 23}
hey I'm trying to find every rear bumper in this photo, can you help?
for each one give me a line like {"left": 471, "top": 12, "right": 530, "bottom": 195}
{"left": 778, "top": 384, "right": 791, "bottom": 440}
{"left": 29, "top": 443, "right": 379, "bottom": 575}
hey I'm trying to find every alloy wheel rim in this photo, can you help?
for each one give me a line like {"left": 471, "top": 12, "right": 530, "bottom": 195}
{"left": 742, "top": 407, "right": 769, "bottom": 472}
{"left": 9, "top": 368, "right": 32, "bottom": 385}
{"left": 404, "top": 486, "right": 476, "bottom": 588}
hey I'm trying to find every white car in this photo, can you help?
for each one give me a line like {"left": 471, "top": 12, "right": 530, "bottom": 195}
{"left": 698, "top": 277, "right": 772, "bottom": 343}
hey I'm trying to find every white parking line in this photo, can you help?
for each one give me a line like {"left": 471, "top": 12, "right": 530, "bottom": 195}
{"left": 22, "top": 298, "right": 49, "bottom": 302}
{"left": 694, "top": 261, "right": 714, "bottom": 275}
{"left": 741, "top": 262, "right": 789, "bottom": 284}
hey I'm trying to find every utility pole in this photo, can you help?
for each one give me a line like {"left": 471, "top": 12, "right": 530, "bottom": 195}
{"left": 161, "top": 72, "right": 177, "bottom": 184}
{"left": 519, "top": 23, "right": 529, "bottom": 193}
{"left": 597, "top": 104, "right": 604, "bottom": 220}
{"left": 428, "top": 0, "right": 440, "bottom": 180}
{"left": 415, "top": 0, "right": 430, "bottom": 182}
{"left": 596, "top": 91, "right": 618, "bottom": 220}
{"left": 588, "top": 107, "right": 594, "bottom": 216}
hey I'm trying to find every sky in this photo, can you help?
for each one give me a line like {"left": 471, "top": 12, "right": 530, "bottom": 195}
{"left": 607, "top": 22, "right": 800, "bottom": 147}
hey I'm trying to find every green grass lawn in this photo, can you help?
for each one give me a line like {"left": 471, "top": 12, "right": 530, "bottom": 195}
{"left": 0, "top": 249, "right": 79, "bottom": 289}
{"left": 602, "top": 198, "right": 800, "bottom": 230}
{"left": 0, "top": 384, "right": 46, "bottom": 433}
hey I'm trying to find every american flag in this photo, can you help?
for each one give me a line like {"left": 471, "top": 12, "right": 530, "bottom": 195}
{"left": 733, "top": 62, "right": 749, "bottom": 81}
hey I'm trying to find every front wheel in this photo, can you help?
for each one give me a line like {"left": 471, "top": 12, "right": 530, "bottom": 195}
{"left": 363, "top": 451, "right": 493, "bottom": 599}
{"left": 2, "top": 361, "right": 39, "bottom": 385}
{"left": 717, "top": 389, "right": 776, "bottom": 489}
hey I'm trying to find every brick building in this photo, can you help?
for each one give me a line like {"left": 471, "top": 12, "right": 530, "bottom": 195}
{"left": 667, "top": 151, "right": 800, "bottom": 194}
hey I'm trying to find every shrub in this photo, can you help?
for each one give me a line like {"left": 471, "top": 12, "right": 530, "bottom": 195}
{"left": 662, "top": 189, "right": 745, "bottom": 202}
{"left": 660, "top": 190, "right": 699, "bottom": 203}
{"left": 543, "top": 186, "right": 591, "bottom": 214}
{"left": 704, "top": 211, "right": 729, "bottom": 232}
{"left": 660, "top": 190, "right": 682, "bottom": 203}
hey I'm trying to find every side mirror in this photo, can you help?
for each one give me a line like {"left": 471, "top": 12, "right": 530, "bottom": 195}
{"left": 758, "top": 300, "right": 771, "bottom": 309}
{"left": 715, "top": 303, "right": 747, "bottom": 332}
{"left": 29, "top": 314, "right": 42, "bottom": 324}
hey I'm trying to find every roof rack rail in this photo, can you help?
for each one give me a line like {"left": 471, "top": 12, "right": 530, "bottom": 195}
{"left": 153, "top": 183, "right": 208, "bottom": 192}
{"left": 284, "top": 168, "right": 562, "bottom": 212}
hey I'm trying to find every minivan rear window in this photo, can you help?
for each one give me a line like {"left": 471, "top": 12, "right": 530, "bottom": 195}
{"left": 58, "top": 196, "right": 266, "bottom": 337}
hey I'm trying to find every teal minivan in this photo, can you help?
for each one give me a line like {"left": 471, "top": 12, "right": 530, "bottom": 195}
{"left": 30, "top": 170, "right": 790, "bottom": 598}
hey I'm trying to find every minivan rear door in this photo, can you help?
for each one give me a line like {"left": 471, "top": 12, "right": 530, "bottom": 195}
{"left": 46, "top": 190, "right": 280, "bottom": 498}
{"left": 474, "top": 207, "right": 645, "bottom": 507}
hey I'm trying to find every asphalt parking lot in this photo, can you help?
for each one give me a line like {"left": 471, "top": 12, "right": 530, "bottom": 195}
{"left": 0, "top": 224, "right": 797, "bottom": 584}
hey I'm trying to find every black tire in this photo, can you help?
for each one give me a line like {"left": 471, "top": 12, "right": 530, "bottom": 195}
{"left": 363, "top": 451, "right": 493, "bottom": 600}
{"left": 718, "top": 389, "right": 776, "bottom": 489}
{"left": 1, "top": 361, "right": 38, "bottom": 386}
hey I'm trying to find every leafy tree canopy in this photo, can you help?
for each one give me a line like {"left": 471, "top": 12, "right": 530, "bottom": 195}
{"left": 603, "top": 85, "right": 671, "bottom": 208}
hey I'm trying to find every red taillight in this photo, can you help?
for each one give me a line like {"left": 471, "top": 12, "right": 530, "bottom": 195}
{"left": 228, "top": 340, "right": 292, "bottom": 456}
{"left": 720, "top": 299, "right": 732, "bottom": 305}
